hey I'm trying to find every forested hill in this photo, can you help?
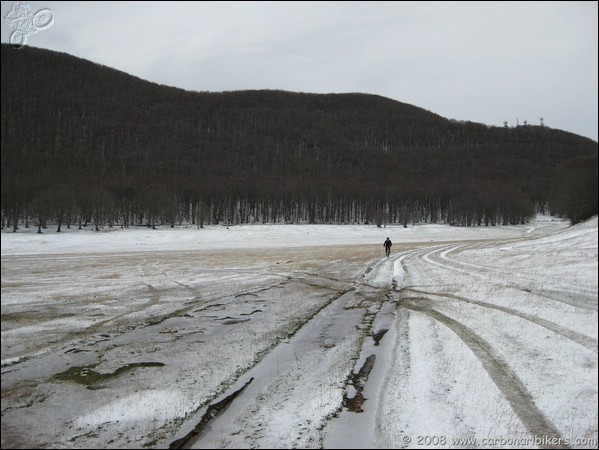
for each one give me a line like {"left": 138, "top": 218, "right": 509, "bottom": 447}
{"left": 1, "top": 44, "right": 597, "bottom": 230}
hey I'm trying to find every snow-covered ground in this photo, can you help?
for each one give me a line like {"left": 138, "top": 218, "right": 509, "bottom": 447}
{"left": 1, "top": 216, "right": 597, "bottom": 449}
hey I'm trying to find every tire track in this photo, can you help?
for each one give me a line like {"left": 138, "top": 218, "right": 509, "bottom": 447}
{"left": 417, "top": 243, "right": 598, "bottom": 312}
{"left": 440, "top": 243, "right": 598, "bottom": 299}
{"left": 401, "top": 299, "right": 570, "bottom": 449}
{"left": 402, "top": 288, "right": 598, "bottom": 352}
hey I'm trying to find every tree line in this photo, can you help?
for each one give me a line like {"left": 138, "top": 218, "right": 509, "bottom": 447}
{"left": 1, "top": 44, "right": 597, "bottom": 232}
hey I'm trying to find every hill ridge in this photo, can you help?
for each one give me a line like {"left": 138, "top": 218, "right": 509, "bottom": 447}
{"left": 1, "top": 44, "right": 597, "bottom": 229}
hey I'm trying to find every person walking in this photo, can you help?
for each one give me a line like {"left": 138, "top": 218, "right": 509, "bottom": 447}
{"left": 383, "top": 237, "right": 392, "bottom": 257}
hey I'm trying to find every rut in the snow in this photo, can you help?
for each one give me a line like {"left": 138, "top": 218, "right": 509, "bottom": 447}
{"left": 403, "top": 288, "right": 598, "bottom": 352}
{"left": 169, "top": 377, "right": 254, "bottom": 449}
{"left": 402, "top": 300, "right": 570, "bottom": 450}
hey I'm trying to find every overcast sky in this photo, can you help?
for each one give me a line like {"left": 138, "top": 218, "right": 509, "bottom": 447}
{"left": 2, "top": 1, "right": 597, "bottom": 141}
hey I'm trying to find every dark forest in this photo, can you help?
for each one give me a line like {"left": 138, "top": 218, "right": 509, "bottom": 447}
{"left": 1, "top": 44, "right": 597, "bottom": 232}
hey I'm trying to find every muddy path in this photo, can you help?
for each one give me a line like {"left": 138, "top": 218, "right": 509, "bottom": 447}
{"left": 170, "top": 251, "right": 402, "bottom": 449}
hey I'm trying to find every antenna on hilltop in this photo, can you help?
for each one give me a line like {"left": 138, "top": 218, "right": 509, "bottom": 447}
{"left": 540, "top": 117, "right": 544, "bottom": 127}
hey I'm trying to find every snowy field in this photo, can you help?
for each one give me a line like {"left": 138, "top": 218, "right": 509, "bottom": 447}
{"left": 1, "top": 216, "right": 597, "bottom": 449}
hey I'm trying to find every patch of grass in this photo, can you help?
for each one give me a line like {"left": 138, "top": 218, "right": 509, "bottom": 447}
{"left": 53, "top": 362, "right": 165, "bottom": 386}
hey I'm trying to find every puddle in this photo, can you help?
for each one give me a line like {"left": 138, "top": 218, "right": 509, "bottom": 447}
{"left": 372, "top": 328, "right": 388, "bottom": 346}
{"left": 343, "top": 354, "right": 375, "bottom": 412}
